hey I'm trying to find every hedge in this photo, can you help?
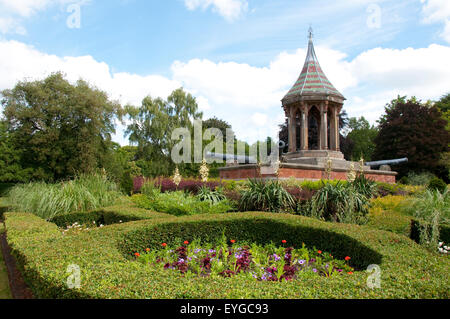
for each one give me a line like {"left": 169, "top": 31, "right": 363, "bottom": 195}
{"left": 49, "top": 204, "right": 172, "bottom": 228}
{"left": 4, "top": 207, "right": 449, "bottom": 299}
{"left": 410, "top": 219, "right": 450, "bottom": 244}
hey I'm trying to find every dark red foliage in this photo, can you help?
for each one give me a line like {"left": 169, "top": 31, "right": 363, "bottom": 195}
{"left": 133, "top": 176, "right": 224, "bottom": 194}
{"left": 281, "top": 265, "right": 297, "bottom": 281}
{"left": 235, "top": 247, "right": 252, "bottom": 273}
{"left": 285, "top": 187, "right": 315, "bottom": 201}
{"left": 201, "top": 256, "right": 212, "bottom": 270}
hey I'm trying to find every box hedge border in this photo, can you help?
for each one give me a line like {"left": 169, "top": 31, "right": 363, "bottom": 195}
{"left": 49, "top": 204, "right": 172, "bottom": 228}
{"left": 4, "top": 210, "right": 450, "bottom": 299}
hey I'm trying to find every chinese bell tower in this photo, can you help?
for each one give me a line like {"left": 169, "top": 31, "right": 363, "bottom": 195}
{"left": 282, "top": 28, "right": 346, "bottom": 164}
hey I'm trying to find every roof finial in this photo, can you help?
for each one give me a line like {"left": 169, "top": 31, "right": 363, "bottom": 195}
{"left": 308, "top": 26, "right": 313, "bottom": 42}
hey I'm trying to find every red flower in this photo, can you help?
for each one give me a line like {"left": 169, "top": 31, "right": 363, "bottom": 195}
{"left": 348, "top": 272, "right": 353, "bottom": 275}
{"left": 162, "top": 243, "right": 167, "bottom": 247}
{"left": 317, "top": 250, "right": 322, "bottom": 254}
{"left": 134, "top": 252, "right": 140, "bottom": 257}
{"left": 345, "top": 256, "right": 351, "bottom": 261}
{"left": 230, "top": 240, "right": 236, "bottom": 244}
{"left": 184, "top": 241, "right": 189, "bottom": 245}
{"left": 146, "top": 248, "right": 150, "bottom": 252}
{"left": 281, "top": 240, "right": 287, "bottom": 244}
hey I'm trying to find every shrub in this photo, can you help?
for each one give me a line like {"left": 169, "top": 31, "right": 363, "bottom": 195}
{"left": 401, "top": 189, "right": 449, "bottom": 249}
{"left": 239, "top": 179, "right": 295, "bottom": 213}
{"left": 427, "top": 177, "right": 447, "bottom": 193}
{"left": 6, "top": 173, "right": 123, "bottom": 220}
{"left": 367, "top": 196, "right": 412, "bottom": 236}
{"left": 404, "top": 172, "right": 437, "bottom": 186}
{"left": 301, "top": 182, "right": 370, "bottom": 225}
{"left": 196, "top": 186, "right": 226, "bottom": 204}
{"left": 4, "top": 212, "right": 449, "bottom": 298}
{"left": 131, "top": 191, "right": 234, "bottom": 216}
{"left": 351, "top": 174, "right": 378, "bottom": 198}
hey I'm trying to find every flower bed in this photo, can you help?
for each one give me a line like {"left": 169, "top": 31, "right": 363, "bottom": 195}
{"left": 135, "top": 240, "right": 353, "bottom": 281}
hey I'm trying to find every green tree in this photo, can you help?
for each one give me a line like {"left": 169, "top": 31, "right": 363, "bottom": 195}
{"left": 203, "top": 117, "right": 235, "bottom": 140}
{"left": 346, "top": 116, "right": 378, "bottom": 161}
{"left": 434, "top": 93, "right": 450, "bottom": 179}
{"left": 0, "top": 120, "right": 33, "bottom": 182}
{"left": 125, "top": 88, "right": 203, "bottom": 177}
{"left": 373, "top": 96, "right": 449, "bottom": 179}
{"left": 1, "top": 72, "right": 122, "bottom": 181}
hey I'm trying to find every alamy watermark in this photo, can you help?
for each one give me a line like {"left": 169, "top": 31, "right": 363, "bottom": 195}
{"left": 67, "top": 264, "right": 81, "bottom": 289}
{"left": 367, "top": 3, "right": 382, "bottom": 29}
{"left": 66, "top": 2, "right": 82, "bottom": 29}
{"left": 366, "top": 264, "right": 381, "bottom": 289}
{"left": 171, "top": 120, "right": 279, "bottom": 172}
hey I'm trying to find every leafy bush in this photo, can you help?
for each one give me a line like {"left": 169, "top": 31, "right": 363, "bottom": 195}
{"left": 135, "top": 177, "right": 224, "bottom": 194}
{"left": 401, "top": 189, "right": 449, "bottom": 249}
{"left": 6, "top": 173, "right": 122, "bottom": 220}
{"left": 404, "top": 171, "right": 437, "bottom": 186}
{"left": 427, "top": 177, "right": 447, "bottom": 193}
{"left": 4, "top": 211, "right": 449, "bottom": 298}
{"left": 351, "top": 174, "right": 378, "bottom": 198}
{"left": 239, "top": 179, "right": 295, "bottom": 213}
{"left": 367, "top": 196, "right": 412, "bottom": 236}
{"left": 0, "top": 183, "right": 15, "bottom": 196}
{"left": 196, "top": 186, "right": 226, "bottom": 204}
{"left": 131, "top": 191, "right": 234, "bottom": 216}
{"left": 301, "top": 182, "right": 370, "bottom": 224}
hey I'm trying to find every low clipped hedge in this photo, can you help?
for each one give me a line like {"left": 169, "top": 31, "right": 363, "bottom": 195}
{"left": 4, "top": 207, "right": 450, "bottom": 299}
{"left": 49, "top": 204, "right": 172, "bottom": 228}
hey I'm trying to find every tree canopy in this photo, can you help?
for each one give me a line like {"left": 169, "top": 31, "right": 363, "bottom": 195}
{"left": 373, "top": 96, "right": 449, "bottom": 179}
{"left": 1, "top": 72, "right": 122, "bottom": 181}
{"left": 345, "top": 116, "right": 378, "bottom": 161}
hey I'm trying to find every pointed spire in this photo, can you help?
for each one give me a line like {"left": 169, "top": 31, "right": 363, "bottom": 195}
{"left": 282, "top": 27, "right": 345, "bottom": 103}
{"left": 308, "top": 26, "right": 313, "bottom": 43}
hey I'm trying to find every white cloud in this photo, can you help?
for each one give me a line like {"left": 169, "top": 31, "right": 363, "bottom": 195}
{"left": 421, "top": 0, "right": 450, "bottom": 43}
{"left": 1, "top": 39, "right": 450, "bottom": 145}
{"left": 184, "top": 0, "right": 248, "bottom": 22}
{"left": 0, "top": 40, "right": 181, "bottom": 106}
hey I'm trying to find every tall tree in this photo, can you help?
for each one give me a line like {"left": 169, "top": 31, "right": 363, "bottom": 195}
{"left": 125, "top": 88, "right": 203, "bottom": 177}
{"left": 373, "top": 96, "right": 449, "bottom": 179}
{"left": 1, "top": 72, "right": 122, "bottom": 181}
{"left": 0, "top": 120, "right": 33, "bottom": 182}
{"left": 203, "top": 117, "right": 234, "bottom": 140}
{"left": 345, "top": 116, "right": 378, "bottom": 161}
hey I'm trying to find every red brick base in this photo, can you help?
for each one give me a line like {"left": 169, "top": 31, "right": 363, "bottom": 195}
{"left": 219, "top": 166, "right": 396, "bottom": 184}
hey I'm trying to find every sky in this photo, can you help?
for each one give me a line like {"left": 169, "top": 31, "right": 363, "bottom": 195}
{"left": 0, "top": 0, "right": 450, "bottom": 145}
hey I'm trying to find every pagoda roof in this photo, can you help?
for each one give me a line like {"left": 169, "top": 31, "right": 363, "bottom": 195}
{"left": 282, "top": 29, "right": 345, "bottom": 105}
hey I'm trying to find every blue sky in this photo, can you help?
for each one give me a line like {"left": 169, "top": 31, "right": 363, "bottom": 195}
{"left": 1, "top": 0, "right": 450, "bottom": 145}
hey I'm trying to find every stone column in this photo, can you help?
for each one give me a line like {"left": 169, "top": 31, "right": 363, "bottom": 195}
{"left": 335, "top": 105, "right": 342, "bottom": 151}
{"left": 288, "top": 107, "right": 296, "bottom": 153}
{"left": 329, "top": 106, "right": 337, "bottom": 150}
{"left": 320, "top": 102, "right": 328, "bottom": 150}
{"left": 301, "top": 103, "right": 308, "bottom": 150}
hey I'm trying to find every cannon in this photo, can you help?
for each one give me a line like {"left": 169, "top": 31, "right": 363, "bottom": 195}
{"left": 365, "top": 158, "right": 408, "bottom": 169}
{"left": 205, "top": 152, "right": 257, "bottom": 164}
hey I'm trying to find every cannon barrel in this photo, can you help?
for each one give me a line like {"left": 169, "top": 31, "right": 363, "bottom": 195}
{"left": 205, "top": 152, "right": 256, "bottom": 164}
{"left": 365, "top": 158, "right": 408, "bottom": 168}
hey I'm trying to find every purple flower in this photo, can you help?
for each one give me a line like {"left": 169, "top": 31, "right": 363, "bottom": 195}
{"left": 313, "top": 268, "right": 318, "bottom": 273}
